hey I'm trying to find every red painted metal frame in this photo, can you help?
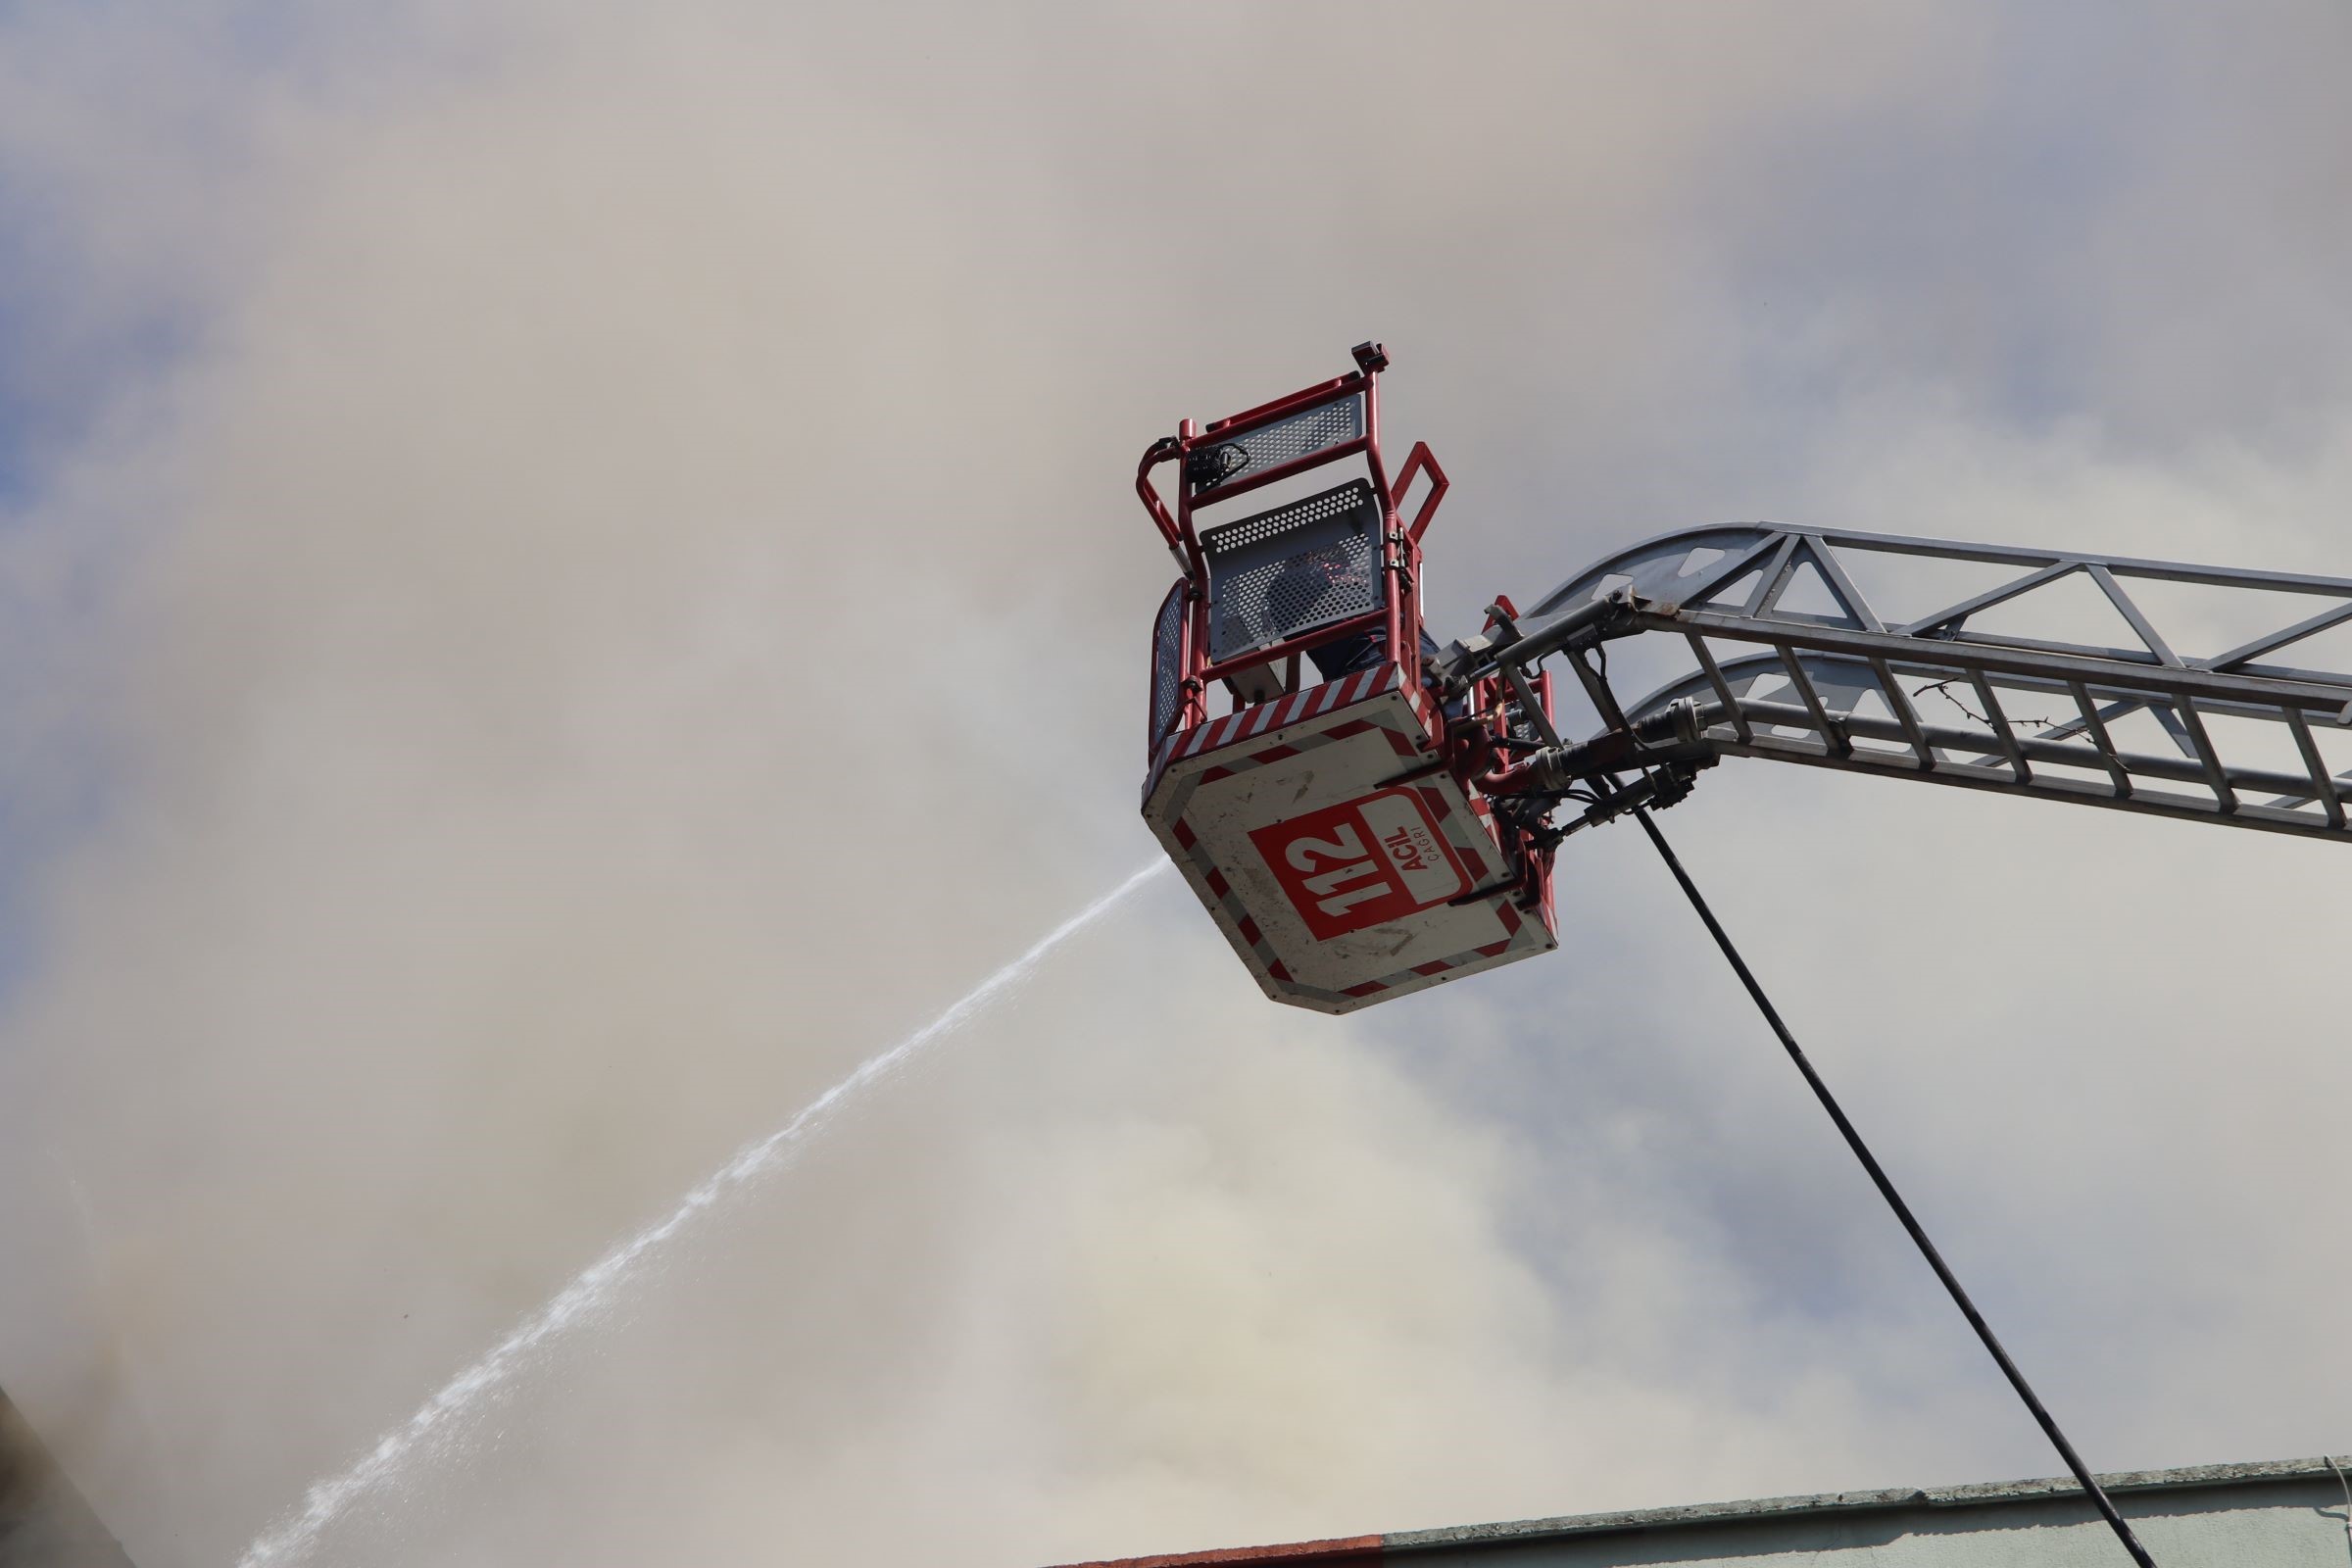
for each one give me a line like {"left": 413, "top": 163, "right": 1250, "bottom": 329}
{"left": 1136, "top": 356, "right": 1424, "bottom": 739}
{"left": 1391, "top": 440, "right": 1448, "bottom": 543}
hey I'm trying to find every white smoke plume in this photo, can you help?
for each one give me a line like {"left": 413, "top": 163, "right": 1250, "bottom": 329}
{"left": 0, "top": 4, "right": 2347, "bottom": 1565}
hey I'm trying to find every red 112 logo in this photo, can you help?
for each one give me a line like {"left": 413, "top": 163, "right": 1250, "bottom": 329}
{"left": 1250, "top": 789, "right": 1472, "bottom": 940}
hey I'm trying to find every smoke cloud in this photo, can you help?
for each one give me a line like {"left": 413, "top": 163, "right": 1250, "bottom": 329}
{"left": 0, "top": 3, "right": 2347, "bottom": 1564}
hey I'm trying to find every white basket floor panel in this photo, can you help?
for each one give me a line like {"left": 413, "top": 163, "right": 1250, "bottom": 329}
{"left": 1144, "top": 665, "right": 1555, "bottom": 1012}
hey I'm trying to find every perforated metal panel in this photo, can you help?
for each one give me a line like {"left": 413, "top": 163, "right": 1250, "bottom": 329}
{"left": 1201, "top": 480, "right": 1382, "bottom": 663}
{"left": 1189, "top": 395, "right": 1364, "bottom": 493}
{"left": 1150, "top": 580, "right": 1186, "bottom": 754}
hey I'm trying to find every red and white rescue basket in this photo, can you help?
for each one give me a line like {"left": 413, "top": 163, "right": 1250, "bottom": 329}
{"left": 1136, "top": 345, "right": 1559, "bottom": 1012}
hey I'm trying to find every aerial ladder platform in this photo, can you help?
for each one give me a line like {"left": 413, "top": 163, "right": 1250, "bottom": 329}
{"left": 1138, "top": 344, "right": 2352, "bottom": 1012}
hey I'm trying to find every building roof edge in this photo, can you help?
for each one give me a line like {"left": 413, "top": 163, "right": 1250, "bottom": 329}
{"left": 1383, "top": 1454, "right": 2352, "bottom": 1553}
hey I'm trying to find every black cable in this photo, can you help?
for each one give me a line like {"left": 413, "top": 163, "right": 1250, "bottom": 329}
{"left": 1631, "top": 807, "right": 2159, "bottom": 1568}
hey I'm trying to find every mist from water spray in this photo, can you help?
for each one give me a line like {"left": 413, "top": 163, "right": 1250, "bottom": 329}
{"left": 237, "top": 860, "right": 1169, "bottom": 1567}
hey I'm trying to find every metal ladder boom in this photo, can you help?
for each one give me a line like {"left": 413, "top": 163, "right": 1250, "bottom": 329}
{"left": 1487, "top": 523, "right": 2352, "bottom": 842}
